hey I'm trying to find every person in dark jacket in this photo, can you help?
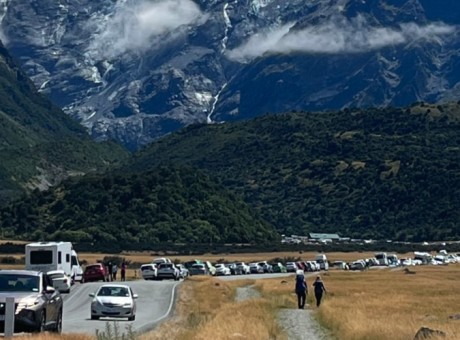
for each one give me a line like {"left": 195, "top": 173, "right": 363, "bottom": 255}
{"left": 312, "top": 275, "right": 327, "bottom": 307}
{"left": 295, "top": 270, "right": 308, "bottom": 309}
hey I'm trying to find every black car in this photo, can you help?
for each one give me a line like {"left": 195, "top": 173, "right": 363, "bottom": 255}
{"left": 0, "top": 270, "right": 63, "bottom": 333}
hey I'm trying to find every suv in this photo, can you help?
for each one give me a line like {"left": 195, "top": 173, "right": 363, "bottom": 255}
{"left": 82, "top": 264, "right": 109, "bottom": 283}
{"left": 156, "top": 263, "right": 180, "bottom": 281}
{"left": 0, "top": 270, "right": 63, "bottom": 333}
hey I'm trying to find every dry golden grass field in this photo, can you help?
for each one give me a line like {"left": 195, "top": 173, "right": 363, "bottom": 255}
{"left": 2, "top": 250, "right": 459, "bottom": 340}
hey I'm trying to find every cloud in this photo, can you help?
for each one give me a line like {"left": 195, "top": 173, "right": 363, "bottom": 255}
{"left": 87, "top": 0, "right": 204, "bottom": 59}
{"left": 226, "top": 16, "right": 457, "bottom": 62}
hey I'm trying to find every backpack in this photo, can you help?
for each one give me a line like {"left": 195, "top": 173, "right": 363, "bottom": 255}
{"left": 295, "top": 274, "right": 306, "bottom": 293}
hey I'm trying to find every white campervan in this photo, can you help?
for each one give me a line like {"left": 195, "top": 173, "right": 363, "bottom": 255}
{"left": 25, "top": 242, "right": 83, "bottom": 281}
{"left": 315, "top": 254, "right": 329, "bottom": 270}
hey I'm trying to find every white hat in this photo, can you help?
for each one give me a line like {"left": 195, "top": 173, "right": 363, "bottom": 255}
{"left": 296, "top": 269, "right": 304, "bottom": 276}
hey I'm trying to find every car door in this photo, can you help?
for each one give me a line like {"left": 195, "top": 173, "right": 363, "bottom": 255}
{"left": 42, "top": 274, "right": 60, "bottom": 326}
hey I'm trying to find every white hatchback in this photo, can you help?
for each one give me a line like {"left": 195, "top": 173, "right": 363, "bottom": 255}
{"left": 47, "top": 269, "right": 72, "bottom": 293}
{"left": 140, "top": 263, "right": 157, "bottom": 280}
{"left": 90, "top": 284, "right": 138, "bottom": 321}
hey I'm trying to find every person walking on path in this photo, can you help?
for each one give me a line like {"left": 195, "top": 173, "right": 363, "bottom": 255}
{"left": 112, "top": 263, "right": 118, "bottom": 281}
{"left": 121, "top": 262, "right": 126, "bottom": 281}
{"left": 107, "top": 262, "right": 114, "bottom": 282}
{"left": 312, "top": 275, "right": 327, "bottom": 307}
{"left": 295, "top": 269, "right": 308, "bottom": 309}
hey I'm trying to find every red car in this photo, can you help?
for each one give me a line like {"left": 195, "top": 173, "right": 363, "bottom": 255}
{"left": 82, "top": 264, "right": 109, "bottom": 283}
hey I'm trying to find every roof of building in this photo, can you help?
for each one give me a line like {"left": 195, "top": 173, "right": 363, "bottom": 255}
{"left": 309, "top": 233, "right": 340, "bottom": 239}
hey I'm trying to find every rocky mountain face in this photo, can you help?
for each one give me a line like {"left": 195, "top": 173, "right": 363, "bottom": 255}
{"left": 1, "top": 0, "right": 459, "bottom": 150}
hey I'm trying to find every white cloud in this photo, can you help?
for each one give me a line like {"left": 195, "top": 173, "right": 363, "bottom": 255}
{"left": 88, "top": 0, "right": 205, "bottom": 59}
{"left": 226, "top": 16, "right": 457, "bottom": 62}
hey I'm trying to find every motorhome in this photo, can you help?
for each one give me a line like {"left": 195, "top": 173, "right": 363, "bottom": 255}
{"left": 414, "top": 251, "right": 433, "bottom": 265}
{"left": 315, "top": 254, "right": 329, "bottom": 270}
{"left": 374, "top": 252, "right": 389, "bottom": 266}
{"left": 25, "top": 242, "right": 83, "bottom": 281}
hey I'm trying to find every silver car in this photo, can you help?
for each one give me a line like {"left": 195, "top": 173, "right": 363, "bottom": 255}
{"left": 90, "top": 284, "right": 137, "bottom": 321}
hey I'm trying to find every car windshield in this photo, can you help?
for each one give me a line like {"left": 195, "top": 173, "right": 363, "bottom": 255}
{"left": 48, "top": 273, "right": 65, "bottom": 280}
{"left": 192, "top": 264, "right": 204, "bottom": 268}
{"left": 97, "top": 286, "right": 130, "bottom": 297}
{"left": 0, "top": 274, "right": 40, "bottom": 292}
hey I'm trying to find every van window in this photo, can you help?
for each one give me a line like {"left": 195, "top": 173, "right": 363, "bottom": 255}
{"left": 66, "top": 254, "right": 70, "bottom": 263}
{"left": 30, "top": 250, "right": 53, "bottom": 264}
{"left": 58, "top": 251, "right": 62, "bottom": 264}
{"left": 71, "top": 255, "right": 78, "bottom": 266}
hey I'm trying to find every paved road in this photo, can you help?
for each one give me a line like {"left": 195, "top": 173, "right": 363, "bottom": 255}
{"left": 62, "top": 280, "right": 180, "bottom": 335}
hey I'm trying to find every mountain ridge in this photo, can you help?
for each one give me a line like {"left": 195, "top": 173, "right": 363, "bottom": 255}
{"left": 1, "top": 0, "right": 459, "bottom": 149}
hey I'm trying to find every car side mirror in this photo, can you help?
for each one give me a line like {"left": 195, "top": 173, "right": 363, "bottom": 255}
{"left": 89, "top": 293, "right": 95, "bottom": 297}
{"left": 45, "top": 286, "right": 56, "bottom": 294}
{"left": 133, "top": 294, "right": 138, "bottom": 299}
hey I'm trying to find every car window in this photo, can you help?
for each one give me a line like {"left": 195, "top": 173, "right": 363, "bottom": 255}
{"left": 98, "top": 286, "right": 130, "bottom": 297}
{"left": 48, "top": 273, "right": 65, "bottom": 280}
{"left": 0, "top": 274, "right": 40, "bottom": 292}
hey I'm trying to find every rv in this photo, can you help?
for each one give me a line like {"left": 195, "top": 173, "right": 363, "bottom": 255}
{"left": 374, "top": 252, "right": 389, "bottom": 266}
{"left": 25, "top": 242, "right": 83, "bottom": 281}
{"left": 315, "top": 254, "right": 329, "bottom": 270}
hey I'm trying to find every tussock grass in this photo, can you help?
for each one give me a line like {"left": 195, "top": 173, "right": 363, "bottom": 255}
{"left": 315, "top": 265, "right": 460, "bottom": 340}
{"left": 144, "top": 276, "right": 286, "bottom": 340}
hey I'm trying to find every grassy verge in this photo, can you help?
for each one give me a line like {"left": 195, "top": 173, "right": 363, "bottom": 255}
{"left": 142, "top": 276, "right": 289, "bottom": 340}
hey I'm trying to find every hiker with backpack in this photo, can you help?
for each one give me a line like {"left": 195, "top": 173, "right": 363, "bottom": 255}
{"left": 295, "top": 269, "right": 308, "bottom": 309}
{"left": 313, "top": 275, "right": 327, "bottom": 307}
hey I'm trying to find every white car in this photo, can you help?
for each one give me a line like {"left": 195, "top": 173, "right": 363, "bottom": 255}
{"left": 140, "top": 263, "right": 157, "bottom": 280}
{"left": 90, "top": 284, "right": 137, "bottom": 321}
{"left": 249, "top": 263, "right": 264, "bottom": 274}
{"left": 286, "top": 262, "right": 298, "bottom": 272}
{"left": 47, "top": 270, "right": 72, "bottom": 293}
{"left": 156, "top": 263, "right": 180, "bottom": 280}
{"left": 214, "top": 263, "right": 231, "bottom": 276}
{"left": 235, "top": 262, "right": 250, "bottom": 274}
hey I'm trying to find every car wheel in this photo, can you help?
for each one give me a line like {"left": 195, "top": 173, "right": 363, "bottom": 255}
{"left": 53, "top": 309, "right": 62, "bottom": 333}
{"left": 91, "top": 315, "right": 100, "bottom": 320}
{"left": 128, "top": 315, "right": 135, "bottom": 321}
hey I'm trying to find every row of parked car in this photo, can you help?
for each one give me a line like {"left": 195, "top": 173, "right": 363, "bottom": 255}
{"left": 138, "top": 258, "right": 330, "bottom": 279}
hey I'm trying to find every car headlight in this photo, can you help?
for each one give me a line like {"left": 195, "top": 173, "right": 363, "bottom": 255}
{"left": 16, "top": 298, "right": 40, "bottom": 314}
{"left": 123, "top": 302, "right": 133, "bottom": 308}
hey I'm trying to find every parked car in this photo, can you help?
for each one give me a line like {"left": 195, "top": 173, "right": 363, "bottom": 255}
{"left": 286, "top": 262, "right": 298, "bottom": 272}
{"left": 0, "top": 270, "right": 63, "bottom": 332}
{"left": 249, "top": 262, "right": 264, "bottom": 274}
{"left": 214, "top": 263, "right": 231, "bottom": 276}
{"left": 189, "top": 263, "right": 209, "bottom": 276}
{"left": 350, "top": 260, "right": 366, "bottom": 271}
{"left": 47, "top": 270, "right": 72, "bottom": 293}
{"left": 152, "top": 258, "right": 172, "bottom": 265}
{"left": 235, "top": 262, "right": 250, "bottom": 274}
{"left": 175, "top": 264, "right": 189, "bottom": 279}
{"left": 156, "top": 263, "right": 180, "bottom": 280}
{"left": 257, "top": 261, "right": 273, "bottom": 273}
{"left": 226, "top": 263, "right": 241, "bottom": 275}
{"left": 272, "top": 262, "right": 287, "bottom": 273}
{"left": 89, "top": 284, "right": 137, "bottom": 321}
{"left": 140, "top": 263, "right": 157, "bottom": 280}
{"left": 82, "top": 264, "right": 109, "bottom": 283}
{"left": 205, "top": 261, "right": 217, "bottom": 276}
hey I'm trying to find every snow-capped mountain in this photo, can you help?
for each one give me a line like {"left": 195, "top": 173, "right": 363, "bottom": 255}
{"left": 1, "top": 0, "right": 459, "bottom": 150}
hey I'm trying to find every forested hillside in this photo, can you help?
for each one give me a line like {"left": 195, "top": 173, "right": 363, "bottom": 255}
{"left": 128, "top": 103, "right": 460, "bottom": 242}
{"left": 0, "top": 167, "right": 278, "bottom": 244}
{"left": 0, "top": 41, "right": 128, "bottom": 202}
